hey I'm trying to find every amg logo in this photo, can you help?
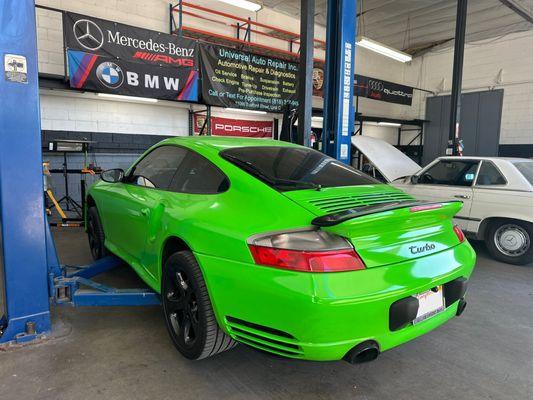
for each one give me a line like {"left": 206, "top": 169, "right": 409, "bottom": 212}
{"left": 132, "top": 51, "right": 195, "bottom": 67}
{"left": 409, "top": 243, "right": 436, "bottom": 255}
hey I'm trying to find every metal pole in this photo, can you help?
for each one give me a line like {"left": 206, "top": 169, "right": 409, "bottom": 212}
{"left": 0, "top": 0, "right": 52, "bottom": 343}
{"left": 448, "top": 0, "right": 468, "bottom": 156}
{"left": 322, "top": 0, "right": 357, "bottom": 163}
{"left": 297, "top": 0, "right": 315, "bottom": 147}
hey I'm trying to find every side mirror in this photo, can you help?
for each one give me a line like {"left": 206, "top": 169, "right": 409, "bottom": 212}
{"left": 410, "top": 175, "right": 420, "bottom": 184}
{"left": 101, "top": 169, "right": 124, "bottom": 183}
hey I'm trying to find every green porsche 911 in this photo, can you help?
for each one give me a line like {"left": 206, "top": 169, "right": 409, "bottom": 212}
{"left": 86, "top": 137, "right": 475, "bottom": 363}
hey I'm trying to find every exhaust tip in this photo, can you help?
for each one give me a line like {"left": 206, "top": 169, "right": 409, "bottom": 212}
{"left": 343, "top": 340, "right": 380, "bottom": 364}
{"left": 456, "top": 298, "right": 467, "bottom": 316}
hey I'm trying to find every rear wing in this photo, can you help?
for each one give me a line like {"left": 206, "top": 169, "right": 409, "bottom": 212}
{"left": 311, "top": 201, "right": 462, "bottom": 227}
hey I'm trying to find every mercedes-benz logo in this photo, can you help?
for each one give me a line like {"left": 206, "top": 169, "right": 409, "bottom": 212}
{"left": 73, "top": 19, "right": 104, "bottom": 51}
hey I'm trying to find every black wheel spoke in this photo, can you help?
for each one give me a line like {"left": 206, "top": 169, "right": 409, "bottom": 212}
{"left": 183, "top": 315, "right": 193, "bottom": 343}
{"left": 164, "top": 267, "right": 199, "bottom": 348}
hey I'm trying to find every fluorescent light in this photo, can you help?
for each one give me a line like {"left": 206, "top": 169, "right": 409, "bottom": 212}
{"left": 225, "top": 107, "right": 267, "bottom": 115}
{"left": 97, "top": 93, "right": 158, "bottom": 103}
{"left": 217, "top": 0, "right": 262, "bottom": 12}
{"left": 311, "top": 116, "right": 323, "bottom": 122}
{"left": 357, "top": 36, "right": 412, "bottom": 63}
{"left": 378, "top": 122, "right": 402, "bottom": 127}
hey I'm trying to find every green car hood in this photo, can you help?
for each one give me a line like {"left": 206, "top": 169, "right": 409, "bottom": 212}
{"left": 282, "top": 185, "right": 464, "bottom": 268}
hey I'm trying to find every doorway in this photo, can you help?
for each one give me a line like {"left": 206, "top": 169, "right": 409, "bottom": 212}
{"left": 423, "top": 89, "right": 503, "bottom": 165}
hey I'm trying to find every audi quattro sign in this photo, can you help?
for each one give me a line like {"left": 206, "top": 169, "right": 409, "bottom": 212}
{"left": 354, "top": 74, "right": 413, "bottom": 106}
{"left": 63, "top": 12, "right": 199, "bottom": 101}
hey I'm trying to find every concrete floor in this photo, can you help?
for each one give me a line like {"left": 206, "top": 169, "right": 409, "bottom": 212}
{"left": 1, "top": 228, "right": 532, "bottom": 400}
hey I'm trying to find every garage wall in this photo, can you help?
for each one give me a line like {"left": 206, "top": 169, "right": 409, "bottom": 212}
{"left": 40, "top": 90, "right": 190, "bottom": 135}
{"left": 411, "top": 30, "right": 533, "bottom": 157}
{"left": 34, "top": 0, "right": 415, "bottom": 129}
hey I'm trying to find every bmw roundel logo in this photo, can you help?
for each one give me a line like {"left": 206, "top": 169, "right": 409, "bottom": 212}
{"left": 96, "top": 61, "right": 124, "bottom": 89}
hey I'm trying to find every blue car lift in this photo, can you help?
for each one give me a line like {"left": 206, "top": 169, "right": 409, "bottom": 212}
{"left": 0, "top": 0, "right": 159, "bottom": 345}
{"left": 322, "top": 0, "right": 358, "bottom": 164}
{"left": 0, "top": 0, "right": 355, "bottom": 345}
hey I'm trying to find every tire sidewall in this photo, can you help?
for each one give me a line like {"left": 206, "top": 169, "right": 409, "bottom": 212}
{"left": 87, "top": 206, "right": 106, "bottom": 260}
{"left": 162, "top": 252, "right": 209, "bottom": 360}
{"left": 486, "top": 220, "right": 533, "bottom": 265}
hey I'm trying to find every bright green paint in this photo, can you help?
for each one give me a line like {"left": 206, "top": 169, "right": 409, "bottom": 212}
{"left": 87, "top": 136, "right": 476, "bottom": 361}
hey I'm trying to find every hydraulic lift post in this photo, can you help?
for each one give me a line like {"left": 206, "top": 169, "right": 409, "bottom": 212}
{"left": 0, "top": 0, "right": 52, "bottom": 343}
{"left": 322, "top": 0, "right": 357, "bottom": 163}
{"left": 0, "top": 0, "right": 159, "bottom": 346}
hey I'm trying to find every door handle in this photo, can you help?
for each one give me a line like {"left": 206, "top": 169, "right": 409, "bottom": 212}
{"left": 140, "top": 207, "right": 150, "bottom": 216}
{"left": 454, "top": 195, "right": 470, "bottom": 199}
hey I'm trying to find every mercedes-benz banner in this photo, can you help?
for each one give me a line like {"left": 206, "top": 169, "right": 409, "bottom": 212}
{"left": 63, "top": 12, "right": 199, "bottom": 102}
{"left": 200, "top": 44, "right": 299, "bottom": 112}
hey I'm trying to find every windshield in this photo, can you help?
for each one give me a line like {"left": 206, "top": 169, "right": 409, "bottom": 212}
{"left": 514, "top": 162, "right": 533, "bottom": 186}
{"left": 220, "top": 146, "right": 378, "bottom": 191}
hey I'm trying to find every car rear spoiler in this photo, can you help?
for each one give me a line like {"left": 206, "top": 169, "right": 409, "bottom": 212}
{"left": 311, "top": 200, "right": 462, "bottom": 227}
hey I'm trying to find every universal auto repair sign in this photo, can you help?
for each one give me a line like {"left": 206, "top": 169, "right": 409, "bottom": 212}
{"left": 193, "top": 115, "right": 273, "bottom": 138}
{"left": 63, "top": 12, "right": 199, "bottom": 101}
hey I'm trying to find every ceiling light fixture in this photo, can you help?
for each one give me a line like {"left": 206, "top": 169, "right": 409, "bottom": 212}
{"left": 225, "top": 107, "right": 267, "bottom": 115}
{"left": 357, "top": 36, "right": 412, "bottom": 63}
{"left": 377, "top": 121, "right": 402, "bottom": 127}
{"left": 97, "top": 93, "right": 158, "bottom": 103}
{"left": 217, "top": 0, "right": 262, "bottom": 12}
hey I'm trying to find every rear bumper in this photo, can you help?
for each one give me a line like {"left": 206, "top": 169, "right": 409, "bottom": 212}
{"left": 196, "top": 241, "right": 476, "bottom": 361}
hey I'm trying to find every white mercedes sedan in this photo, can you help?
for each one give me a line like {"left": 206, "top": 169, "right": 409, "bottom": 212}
{"left": 352, "top": 136, "right": 533, "bottom": 265}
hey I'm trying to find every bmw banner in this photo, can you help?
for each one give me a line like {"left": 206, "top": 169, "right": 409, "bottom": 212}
{"left": 63, "top": 12, "right": 199, "bottom": 102}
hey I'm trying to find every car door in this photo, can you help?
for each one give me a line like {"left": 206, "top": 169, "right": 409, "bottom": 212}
{"left": 140, "top": 148, "right": 230, "bottom": 283}
{"left": 406, "top": 159, "right": 480, "bottom": 231}
{"left": 100, "top": 145, "right": 188, "bottom": 274}
{"left": 469, "top": 160, "right": 508, "bottom": 234}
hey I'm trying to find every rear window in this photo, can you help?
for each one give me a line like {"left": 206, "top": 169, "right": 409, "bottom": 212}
{"left": 220, "top": 146, "right": 377, "bottom": 191}
{"left": 514, "top": 162, "right": 533, "bottom": 185}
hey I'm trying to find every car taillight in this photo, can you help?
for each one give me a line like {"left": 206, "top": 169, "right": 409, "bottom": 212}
{"left": 453, "top": 225, "right": 466, "bottom": 243}
{"left": 247, "top": 230, "right": 365, "bottom": 272}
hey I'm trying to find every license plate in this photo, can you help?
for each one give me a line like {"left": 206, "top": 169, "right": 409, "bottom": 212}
{"left": 413, "top": 286, "right": 445, "bottom": 324}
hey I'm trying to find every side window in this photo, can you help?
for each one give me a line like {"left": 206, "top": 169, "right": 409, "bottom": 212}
{"left": 476, "top": 161, "right": 506, "bottom": 185}
{"left": 128, "top": 146, "right": 187, "bottom": 189}
{"left": 169, "top": 149, "right": 229, "bottom": 194}
{"left": 419, "top": 160, "right": 479, "bottom": 186}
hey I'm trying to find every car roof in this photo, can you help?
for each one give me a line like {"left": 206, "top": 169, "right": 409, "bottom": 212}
{"left": 160, "top": 136, "right": 300, "bottom": 151}
{"left": 437, "top": 156, "right": 532, "bottom": 163}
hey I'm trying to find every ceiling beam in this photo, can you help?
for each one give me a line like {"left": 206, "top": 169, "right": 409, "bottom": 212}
{"left": 499, "top": 0, "right": 533, "bottom": 23}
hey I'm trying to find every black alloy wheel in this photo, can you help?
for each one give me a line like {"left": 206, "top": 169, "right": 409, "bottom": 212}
{"left": 87, "top": 206, "right": 108, "bottom": 260}
{"left": 162, "top": 251, "right": 236, "bottom": 360}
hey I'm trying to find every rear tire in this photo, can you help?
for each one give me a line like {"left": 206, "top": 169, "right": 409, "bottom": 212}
{"left": 87, "top": 206, "right": 108, "bottom": 260}
{"left": 485, "top": 220, "right": 533, "bottom": 265}
{"left": 162, "top": 251, "right": 237, "bottom": 360}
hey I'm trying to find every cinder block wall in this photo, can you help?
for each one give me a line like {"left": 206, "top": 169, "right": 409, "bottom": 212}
{"left": 410, "top": 30, "right": 533, "bottom": 155}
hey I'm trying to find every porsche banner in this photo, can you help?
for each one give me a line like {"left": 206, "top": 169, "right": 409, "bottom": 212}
{"left": 354, "top": 74, "right": 413, "bottom": 106}
{"left": 200, "top": 44, "right": 299, "bottom": 112}
{"left": 63, "top": 12, "right": 199, "bottom": 101}
{"left": 193, "top": 115, "right": 273, "bottom": 137}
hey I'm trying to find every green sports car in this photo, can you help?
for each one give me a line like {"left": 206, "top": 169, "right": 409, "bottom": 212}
{"left": 86, "top": 136, "right": 476, "bottom": 363}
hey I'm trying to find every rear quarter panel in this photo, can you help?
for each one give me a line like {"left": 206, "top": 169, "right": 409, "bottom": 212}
{"left": 469, "top": 188, "right": 533, "bottom": 235}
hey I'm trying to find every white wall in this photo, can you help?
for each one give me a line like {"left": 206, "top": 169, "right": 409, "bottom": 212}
{"left": 40, "top": 90, "right": 190, "bottom": 136}
{"left": 411, "top": 30, "right": 533, "bottom": 146}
